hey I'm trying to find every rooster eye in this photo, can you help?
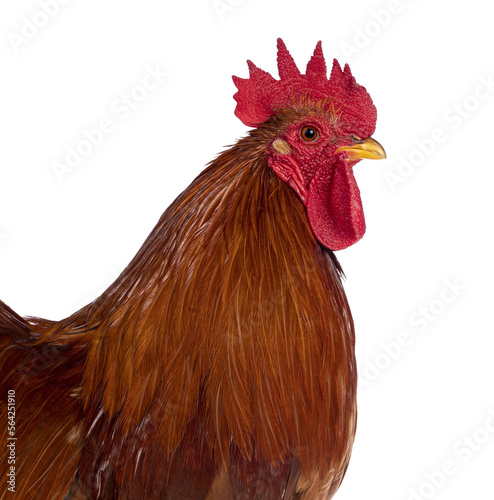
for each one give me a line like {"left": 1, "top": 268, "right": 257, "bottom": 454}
{"left": 301, "top": 126, "right": 319, "bottom": 142}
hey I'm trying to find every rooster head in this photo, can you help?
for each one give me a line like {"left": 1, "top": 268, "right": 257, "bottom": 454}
{"left": 233, "top": 38, "right": 386, "bottom": 250}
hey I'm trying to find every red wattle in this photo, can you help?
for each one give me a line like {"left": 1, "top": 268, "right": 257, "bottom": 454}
{"left": 306, "top": 157, "right": 365, "bottom": 251}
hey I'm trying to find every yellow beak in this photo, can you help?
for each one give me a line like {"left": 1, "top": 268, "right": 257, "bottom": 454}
{"left": 335, "top": 137, "right": 387, "bottom": 160}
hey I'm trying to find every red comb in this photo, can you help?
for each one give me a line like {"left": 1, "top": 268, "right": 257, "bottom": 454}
{"left": 233, "top": 38, "right": 376, "bottom": 134}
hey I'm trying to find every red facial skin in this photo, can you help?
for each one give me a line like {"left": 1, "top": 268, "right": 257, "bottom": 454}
{"left": 267, "top": 111, "right": 368, "bottom": 250}
{"left": 232, "top": 38, "right": 378, "bottom": 251}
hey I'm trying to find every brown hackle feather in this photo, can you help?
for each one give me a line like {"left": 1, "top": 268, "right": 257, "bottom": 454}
{"left": 0, "top": 107, "right": 357, "bottom": 499}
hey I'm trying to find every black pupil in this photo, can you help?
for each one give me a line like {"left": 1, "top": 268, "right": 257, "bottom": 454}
{"left": 304, "top": 128, "right": 316, "bottom": 140}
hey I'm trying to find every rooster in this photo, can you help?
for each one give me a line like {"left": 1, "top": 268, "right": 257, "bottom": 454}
{"left": 0, "top": 39, "right": 385, "bottom": 499}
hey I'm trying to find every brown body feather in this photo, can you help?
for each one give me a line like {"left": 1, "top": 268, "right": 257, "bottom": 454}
{"left": 0, "top": 113, "right": 357, "bottom": 499}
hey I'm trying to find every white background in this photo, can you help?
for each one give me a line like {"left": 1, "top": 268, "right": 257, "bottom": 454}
{"left": 1, "top": 1, "right": 493, "bottom": 499}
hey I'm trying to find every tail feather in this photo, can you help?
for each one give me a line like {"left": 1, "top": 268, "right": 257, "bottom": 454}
{"left": 0, "top": 300, "right": 30, "bottom": 340}
{"left": 0, "top": 300, "right": 86, "bottom": 500}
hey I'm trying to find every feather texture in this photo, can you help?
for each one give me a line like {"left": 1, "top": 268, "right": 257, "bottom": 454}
{"left": 0, "top": 110, "right": 357, "bottom": 499}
